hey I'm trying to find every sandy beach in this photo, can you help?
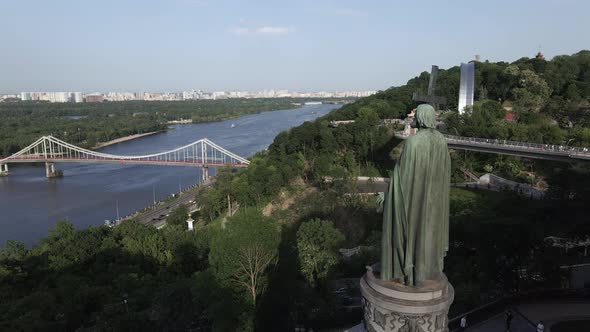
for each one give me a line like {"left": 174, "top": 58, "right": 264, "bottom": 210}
{"left": 93, "top": 131, "right": 161, "bottom": 149}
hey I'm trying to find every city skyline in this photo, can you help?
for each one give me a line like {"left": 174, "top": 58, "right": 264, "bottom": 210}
{"left": 4, "top": 88, "right": 377, "bottom": 103}
{"left": 2, "top": 0, "right": 590, "bottom": 93}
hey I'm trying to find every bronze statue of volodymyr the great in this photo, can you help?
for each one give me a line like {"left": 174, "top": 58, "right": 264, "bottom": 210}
{"left": 380, "top": 104, "right": 451, "bottom": 287}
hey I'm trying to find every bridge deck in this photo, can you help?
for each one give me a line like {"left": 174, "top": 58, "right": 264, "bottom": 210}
{"left": 3, "top": 157, "right": 248, "bottom": 167}
{"left": 0, "top": 135, "right": 251, "bottom": 167}
{"left": 395, "top": 132, "right": 590, "bottom": 162}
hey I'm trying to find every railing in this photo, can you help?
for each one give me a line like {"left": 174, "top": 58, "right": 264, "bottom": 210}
{"left": 444, "top": 134, "right": 590, "bottom": 155}
{"left": 395, "top": 131, "right": 590, "bottom": 159}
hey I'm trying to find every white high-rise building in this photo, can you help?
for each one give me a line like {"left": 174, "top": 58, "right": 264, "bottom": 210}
{"left": 20, "top": 92, "right": 32, "bottom": 101}
{"left": 71, "top": 92, "right": 83, "bottom": 103}
{"left": 47, "top": 92, "right": 69, "bottom": 103}
{"left": 183, "top": 89, "right": 199, "bottom": 100}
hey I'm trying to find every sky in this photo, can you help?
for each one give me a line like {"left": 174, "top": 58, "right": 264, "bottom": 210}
{"left": 1, "top": 0, "right": 590, "bottom": 93}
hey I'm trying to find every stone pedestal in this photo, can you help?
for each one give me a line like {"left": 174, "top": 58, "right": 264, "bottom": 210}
{"left": 360, "top": 266, "right": 453, "bottom": 332}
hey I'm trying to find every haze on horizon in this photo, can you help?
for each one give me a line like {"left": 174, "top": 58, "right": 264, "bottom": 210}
{"left": 2, "top": 0, "right": 590, "bottom": 93}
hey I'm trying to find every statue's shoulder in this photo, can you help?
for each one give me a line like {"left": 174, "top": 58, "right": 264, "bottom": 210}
{"left": 432, "top": 130, "right": 448, "bottom": 145}
{"left": 408, "top": 129, "right": 441, "bottom": 141}
{"left": 406, "top": 130, "right": 447, "bottom": 150}
{"left": 431, "top": 129, "right": 447, "bottom": 141}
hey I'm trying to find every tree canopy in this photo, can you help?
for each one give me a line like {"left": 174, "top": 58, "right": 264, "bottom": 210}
{"left": 209, "top": 208, "right": 281, "bottom": 323}
{"left": 296, "top": 219, "right": 345, "bottom": 287}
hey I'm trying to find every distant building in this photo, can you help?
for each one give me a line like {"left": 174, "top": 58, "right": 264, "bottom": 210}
{"left": 72, "top": 92, "right": 83, "bottom": 103}
{"left": 20, "top": 92, "right": 32, "bottom": 101}
{"left": 183, "top": 89, "right": 198, "bottom": 100}
{"left": 212, "top": 91, "right": 227, "bottom": 100}
{"left": 1, "top": 94, "right": 19, "bottom": 101}
{"left": 31, "top": 92, "right": 45, "bottom": 101}
{"left": 85, "top": 94, "right": 104, "bottom": 103}
{"left": 47, "top": 92, "right": 69, "bottom": 103}
{"left": 458, "top": 62, "right": 475, "bottom": 114}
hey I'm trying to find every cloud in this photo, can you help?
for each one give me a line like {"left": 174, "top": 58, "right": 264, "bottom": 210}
{"left": 335, "top": 8, "right": 368, "bottom": 17}
{"left": 230, "top": 24, "right": 294, "bottom": 36}
{"left": 231, "top": 27, "right": 250, "bottom": 36}
{"left": 182, "top": 0, "right": 207, "bottom": 5}
{"left": 255, "top": 26, "right": 293, "bottom": 36}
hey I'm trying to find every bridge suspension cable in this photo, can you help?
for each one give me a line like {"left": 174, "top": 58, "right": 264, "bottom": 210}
{"left": 0, "top": 135, "right": 250, "bottom": 167}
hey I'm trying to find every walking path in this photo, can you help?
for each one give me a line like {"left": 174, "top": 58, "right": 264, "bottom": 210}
{"left": 468, "top": 301, "right": 590, "bottom": 332}
{"left": 466, "top": 310, "right": 534, "bottom": 332}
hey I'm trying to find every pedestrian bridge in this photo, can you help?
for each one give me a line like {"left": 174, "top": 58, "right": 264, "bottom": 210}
{"left": 0, "top": 135, "right": 250, "bottom": 178}
{"left": 395, "top": 132, "right": 590, "bottom": 162}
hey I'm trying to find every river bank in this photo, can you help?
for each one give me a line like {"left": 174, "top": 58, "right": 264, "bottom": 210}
{"left": 93, "top": 131, "right": 162, "bottom": 149}
{"left": 0, "top": 104, "right": 339, "bottom": 246}
{"left": 91, "top": 107, "right": 301, "bottom": 150}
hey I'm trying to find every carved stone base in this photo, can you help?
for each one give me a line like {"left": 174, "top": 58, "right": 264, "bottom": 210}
{"left": 360, "top": 266, "right": 454, "bottom": 332}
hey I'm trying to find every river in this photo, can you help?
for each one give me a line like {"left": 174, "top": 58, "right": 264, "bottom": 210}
{"left": 0, "top": 104, "right": 338, "bottom": 246}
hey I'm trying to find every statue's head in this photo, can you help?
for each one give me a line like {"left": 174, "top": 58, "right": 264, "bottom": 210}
{"left": 415, "top": 104, "right": 436, "bottom": 129}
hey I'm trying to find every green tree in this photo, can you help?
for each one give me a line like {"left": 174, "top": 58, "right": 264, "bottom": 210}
{"left": 166, "top": 204, "right": 189, "bottom": 228}
{"left": 0, "top": 240, "right": 27, "bottom": 261}
{"left": 115, "top": 221, "right": 173, "bottom": 264}
{"left": 198, "top": 187, "right": 225, "bottom": 222}
{"left": 506, "top": 66, "right": 551, "bottom": 112}
{"left": 215, "top": 166, "right": 234, "bottom": 211}
{"left": 565, "top": 83, "right": 582, "bottom": 102}
{"left": 296, "top": 219, "right": 345, "bottom": 287}
{"left": 209, "top": 208, "right": 280, "bottom": 307}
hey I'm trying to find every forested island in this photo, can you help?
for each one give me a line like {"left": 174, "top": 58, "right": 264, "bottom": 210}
{"left": 0, "top": 98, "right": 335, "bottom": 156}
{"left": 1, "top": 51, "right": 590, "bottom": 331}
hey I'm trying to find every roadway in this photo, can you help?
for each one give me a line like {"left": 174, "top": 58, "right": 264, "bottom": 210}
{"left": 123, "top": 179, "right": 214, "bottom": 228}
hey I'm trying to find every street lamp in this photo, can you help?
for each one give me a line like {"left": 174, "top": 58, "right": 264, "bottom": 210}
{"left": 152, "top": 184, "right": 156, "bottom": 205}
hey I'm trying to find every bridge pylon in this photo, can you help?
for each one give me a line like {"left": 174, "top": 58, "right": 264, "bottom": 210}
{"left": 0, "top": 163, "right": 8, "bottom": 177}
{"left": 45, "top": 162, "right": 63, "bottom": 178}
{"left": 201, "top": 165, "right": 209, "bottom": 182}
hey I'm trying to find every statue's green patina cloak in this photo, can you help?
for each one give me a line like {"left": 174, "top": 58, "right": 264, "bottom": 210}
{"left": 381, "top": 104, "right": 451, "bottom": 286}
